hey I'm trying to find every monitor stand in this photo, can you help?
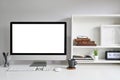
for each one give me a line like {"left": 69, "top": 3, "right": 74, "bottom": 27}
{"left": 30, "top": 61, "right": 47, "bottom": 67}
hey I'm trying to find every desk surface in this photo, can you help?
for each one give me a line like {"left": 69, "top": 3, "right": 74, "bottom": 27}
{"left": 1, "top": 64, "right": 120, "bottom": 80}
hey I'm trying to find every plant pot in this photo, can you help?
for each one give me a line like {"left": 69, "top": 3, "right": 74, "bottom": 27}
{"left": 94, "top": 56, "right": 98, "bottom": 60}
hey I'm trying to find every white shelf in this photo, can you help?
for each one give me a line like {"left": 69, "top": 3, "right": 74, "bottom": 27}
{"left": 72, "top": 14, "right": 120, "bottom": 17}
{"left": 73, "top": 46, "right": 120, "bottom": 48}
{"left": 76, "top": 59, "right": 120, "bottom": 63}
{"left": 71, "top": 15, "right": 120, "bottom": 63}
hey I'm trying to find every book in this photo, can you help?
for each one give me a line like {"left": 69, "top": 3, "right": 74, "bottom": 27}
{"left": 73, "top": 55, "right": 93, "bottom": 60}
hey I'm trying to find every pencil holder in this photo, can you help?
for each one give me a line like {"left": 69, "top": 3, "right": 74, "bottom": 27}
{"left": 2, "top": 52, "right": 9, "bottom": 67}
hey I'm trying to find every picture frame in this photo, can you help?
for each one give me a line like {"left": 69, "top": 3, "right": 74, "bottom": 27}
{"left": 101, "top": 25, "right": 120, "bottom": 46}
{"left": 105, "top": 51, "right": 120, "bottom": 60}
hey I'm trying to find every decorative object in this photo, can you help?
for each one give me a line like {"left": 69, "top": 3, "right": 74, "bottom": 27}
{"left": 105, "top": 51, "right": 120, "bottom": 60}
{"left": 101, "top": 25, "right": 120, "bottom": 46}
{"left": 94, "top": 49, "right": 98, "bottom": 60}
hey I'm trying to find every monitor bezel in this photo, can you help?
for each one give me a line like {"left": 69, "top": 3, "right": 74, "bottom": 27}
{"left": 10, "top": 22, "right": 67, "bottom": 55}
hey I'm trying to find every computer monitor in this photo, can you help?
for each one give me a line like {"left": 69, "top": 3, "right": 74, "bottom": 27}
{"left": 10, "top": 22, "right": 67, "bottom": 61}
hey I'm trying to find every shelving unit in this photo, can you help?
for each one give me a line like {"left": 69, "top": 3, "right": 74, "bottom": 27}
{"left": 73, "top": 46, "right": 120, "bottom": 49}
{"left": 71, "top": 15, "right": 120, "bottom": 64}
{"left": 76, "top": 59, "right": 120, "bottom": 63}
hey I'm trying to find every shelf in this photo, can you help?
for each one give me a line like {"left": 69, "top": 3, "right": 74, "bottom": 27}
{"left": 73, "top": 46, "right": 120, "bottom": 48}
{"left": 76, "top": 59, "right": 120, "bottom": 63}
{"left": 72, "top": 15, "right": 120, "bottom": 17}
{"left": 71, "top": 15, "right": 120, "bottom": 63}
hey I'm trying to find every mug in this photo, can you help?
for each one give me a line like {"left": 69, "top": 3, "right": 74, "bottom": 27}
{"left": 68, "top": 59, "right": 77, "bottom": 68}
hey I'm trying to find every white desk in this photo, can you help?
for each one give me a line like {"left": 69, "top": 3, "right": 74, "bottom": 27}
{"left": 0, "top": 67, "right": 7, "bottom": 80}
{"left": 1, "top": 64, "right": 120, "bottom": 80}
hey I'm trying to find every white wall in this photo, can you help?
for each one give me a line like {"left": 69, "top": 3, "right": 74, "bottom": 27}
{"left": 0, "top": 0, "right": 120, "bottom": 64}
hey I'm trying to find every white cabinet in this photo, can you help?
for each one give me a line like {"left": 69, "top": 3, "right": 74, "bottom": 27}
{"left": 71, "top": 15, "right": 120, "bottom": 63}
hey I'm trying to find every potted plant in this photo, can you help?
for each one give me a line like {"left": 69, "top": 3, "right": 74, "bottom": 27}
{"left": 94, "top": 49, "right": 98, "bottom": 60}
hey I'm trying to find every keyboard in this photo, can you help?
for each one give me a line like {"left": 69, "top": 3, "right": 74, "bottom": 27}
{"left": 8, "top": 66, "right": 36, "bottom": 71}
{"left": 42, "top": 66, "right": 54, "bottom": 71}
{"left": 7, "top": 66, "right": 54, "bottom": 71}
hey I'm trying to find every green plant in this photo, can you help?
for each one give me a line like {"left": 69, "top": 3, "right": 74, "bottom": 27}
{"left": 94, "top": 49, "right": 98, "bottom": 56}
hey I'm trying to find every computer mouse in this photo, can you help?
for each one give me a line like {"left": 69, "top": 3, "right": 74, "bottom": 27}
{"left": 54, "top": 68, "right": 62, "bottom": 72}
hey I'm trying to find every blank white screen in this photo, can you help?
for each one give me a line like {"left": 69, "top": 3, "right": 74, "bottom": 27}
{"left": 12, "top": 24, "right": 65, "bottom": 53}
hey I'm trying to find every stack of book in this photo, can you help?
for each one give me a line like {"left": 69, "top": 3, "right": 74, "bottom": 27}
{"left": 74, "top": 37, "right": 96, "bottom": 46}
{"left": 73, "top": 55, "right": 93, "bottom": 60}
